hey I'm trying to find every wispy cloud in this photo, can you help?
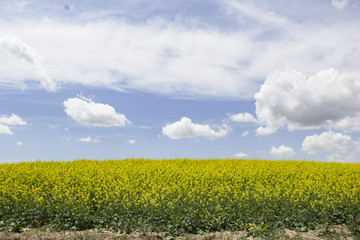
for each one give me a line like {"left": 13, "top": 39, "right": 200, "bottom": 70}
{"left": 1, "top": 1, "right": 358, "bottom": 98}
{"left": 234, "top": 152, "right": 248, "bottom": 158}
{"left": 332, "top": 0, "right": 349, "bottom": 9}
{"left": 225, "top": 0, "right": 294, "bottom": 30}
{"left": 0, "top": 36, "right": 56, "bottom": 92}
{"left": 79, "top": 136, "right": 99, "bottom": 143}
{"left": 241, "top": 131, "right": 249, "bottom": 137}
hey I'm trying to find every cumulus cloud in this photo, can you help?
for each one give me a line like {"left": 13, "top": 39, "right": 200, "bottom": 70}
{"left": 234, "top": 152, "right": 248, "bottom": 158}
{"left": 327, "top": 153, "right": 343, "bottom": 162}
{"left": 63, "top": 96, "right": 130, "bottom": 127}
{"left": 0, "top": 113, "right": 27, "bottom": 126}
{"left": 0, "top": 124, "right": 13, "bottom": 135}
{"left": 0, "top": 36, "right": 56, "bottom": 92}
{"left": 256, "top": 126, "right": 275, "bottom": 136}
{"left": 302, "top": 130, "right": 352, "bottom": 154}
{"left": 162, "top": 117, "right": 228, "bottom": 140}
{"left": 270, "top": 145, "right": 295, "bottom": 157}
{"left": 127, "top": 139, "right": 136, "bottom": 144}
{"left": 229, "top": 112, "right": 257, "bottom": 123}
{"left": 0, "top": 113, "right": 26, "bottom": 135}
{"left": 332, "top": 0, "right": 349, "bottom": 9}
{"left": 343, "top": 140, "right": 360, "bottom": 163}
{"left": 255, "top": 68, "right": 360, "bottom": 133}
{"left": 79, "top": 136, "right": 99, "bottom": 143}
{"left": 327, "top": 140, "right": 360, "bottom": 163}
{"left": 334, "top": 114, "right": 360, "bottom": 132}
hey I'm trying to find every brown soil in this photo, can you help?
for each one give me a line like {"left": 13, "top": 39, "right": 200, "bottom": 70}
{"left": 0, "top": 226, "right": 356, "bottom": 240}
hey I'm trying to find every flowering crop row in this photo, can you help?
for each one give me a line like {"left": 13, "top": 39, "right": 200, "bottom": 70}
{"left": 0, "top": 159, "right": 359, "bottom": 235}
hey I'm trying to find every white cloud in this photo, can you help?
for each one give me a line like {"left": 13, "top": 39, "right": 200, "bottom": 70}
{"left": 16, "top": 141, "right": 23, "bottom": 146}
{"left": 0, "top": 21, "right": 255, "bottom": 98}
{"left": 234, "top": 152, "right": 248, "bottom": 158}
{"left": 0, "top": 36, "right": 56, "bottom": 92}
{"left": 162, "top": 117, "right": 228, "bottom": 140}
{"left": 63, "top": 96, "right": 130, "bottom": 127}
{"left": 140, "top": 125, "right": 152, "bottom": 129}
{"left": 127, "top": 139, "right": 136, "bottom": 144}
{"left": 332, "top": 0, "right": 349, "bottom": 9}
{"left": 225, "top": 1, "right": 360, "bottom": 78}
{"left": 255, "top": 68, "right": 360, "bottom": 133}
{"left": 0, "top": 113, "right": 26, "bottom": 135}
{"left": 327, "top": 153, "right": 343, "bottom": 162}
{"left": 256, "top": 126, "right": 275, "bottom": 136}
{"left": 79, "top": 136, "right": 99, "bottom": 143}
{"left": 241, "top": 130, "right": 249, "bottom": 137}
{"left": 0, "top": 113, "right": 27, "bottom": 125}
{"left": 229, "top": 112, "right": 257, "bottom": 123}
{"left": 226, "top": 1, "right": 293, "bottom": 30}
{"left": 327, "top": 140, "right": 360, "bottom": 163}
{"left": 343, "top": 140, "right": 360, "bottom": 163}
{"left": 302, "top": 130, "right": 352, "bottom": 154}
{"left": 334, "top": 114, "right": 360, "bottom": 132}
{"left": 270, "top": 145, "right": 295, "bottom": 157}
{"left": 0, "top": 2, "right": 358, "bottom": 99}
{"left": 0, "top": 124, "right": 13, "bottom": 135}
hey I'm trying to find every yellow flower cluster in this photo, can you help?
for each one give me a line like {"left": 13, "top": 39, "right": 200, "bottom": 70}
{"left": 0, "top": 159, "right": 359, "bottom": 233}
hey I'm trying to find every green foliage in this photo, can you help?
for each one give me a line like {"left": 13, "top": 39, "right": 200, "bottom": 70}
{"left": 0, "top": 159, "right": 359, "bottom": 237}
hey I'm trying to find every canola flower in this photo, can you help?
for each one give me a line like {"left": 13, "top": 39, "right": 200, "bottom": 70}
{"left": 0, "top": 159, "right": 359, "bottom": 234}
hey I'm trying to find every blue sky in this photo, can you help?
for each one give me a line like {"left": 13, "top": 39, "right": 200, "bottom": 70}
{"left": 1, "top": 0, "right": 360, "bottom": 163}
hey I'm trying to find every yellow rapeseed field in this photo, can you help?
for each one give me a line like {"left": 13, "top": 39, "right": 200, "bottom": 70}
{"left": 0, "top": 159, "right": 359, "bottom": 235}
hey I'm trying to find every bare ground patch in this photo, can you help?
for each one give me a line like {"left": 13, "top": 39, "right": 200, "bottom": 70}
{"left": 0, "top": 226, "right": 356, "bottom": 240}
